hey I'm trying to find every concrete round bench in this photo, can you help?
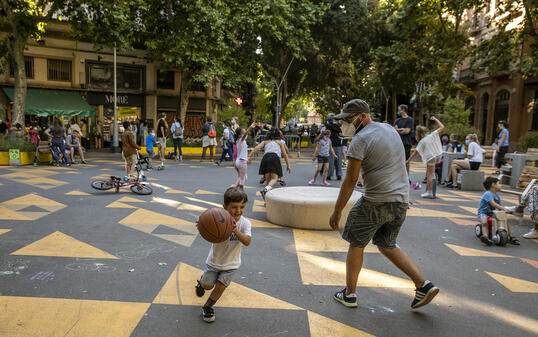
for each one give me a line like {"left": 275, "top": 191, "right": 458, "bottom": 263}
{"left": 265, "top": 186, "right": 362, "bottom": 230}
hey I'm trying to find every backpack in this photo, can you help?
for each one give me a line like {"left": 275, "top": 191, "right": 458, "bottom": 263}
{"left": 208, "top": 123, "right": 216, "bottom": 138}
{"left": 173, "top": 122, "right": 183, "bottom": 137}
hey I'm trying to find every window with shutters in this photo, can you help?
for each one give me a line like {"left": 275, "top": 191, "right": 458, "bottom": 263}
{"left": 9, "top": 57, "right": 34, "bottom": 79}
{"left": 47, "top": 59, "right": 72, "bottom": 81}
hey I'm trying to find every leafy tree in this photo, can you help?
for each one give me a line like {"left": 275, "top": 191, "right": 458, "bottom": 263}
{"left": 0, "top": 0, "right": 140, "bottom": 135}
{"left": 438, "top": 97, "right": 479, "bottom": 139}
{"left": 471, "top": 0, "right": 538, "bottom": 79}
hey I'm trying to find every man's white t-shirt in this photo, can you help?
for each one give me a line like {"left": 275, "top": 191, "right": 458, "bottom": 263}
{"left": 206, "top": 216, "right": 251, "bottom": 270}
{"left": 223, "top": 128, "right": 230, "bottom": 142}
{"left": 415, "top": 129, "right": 443, "bottom": 164}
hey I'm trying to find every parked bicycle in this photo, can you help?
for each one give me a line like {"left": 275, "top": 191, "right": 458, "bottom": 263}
{"left": 90, "top": 153, "right": 152, "bottom": 195}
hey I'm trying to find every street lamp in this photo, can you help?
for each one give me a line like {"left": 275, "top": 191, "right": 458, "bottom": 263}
{"left": 112, "top": 44, "right": 119, "bottom": 152}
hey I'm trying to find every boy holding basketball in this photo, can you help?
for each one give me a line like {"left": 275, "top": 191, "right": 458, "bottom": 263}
{"left": 195, "top": 187, "right": 252, "bottom": 322}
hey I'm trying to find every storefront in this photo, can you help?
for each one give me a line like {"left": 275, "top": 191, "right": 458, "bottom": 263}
{"left": 87, "top": 92, "right": 145, "bottom": 146}
{"left": 1, "top": 87, "right": 95, "bottom": 140}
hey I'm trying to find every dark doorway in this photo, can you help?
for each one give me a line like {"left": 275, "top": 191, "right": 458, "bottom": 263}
{"left": 481, "top": 93, "right": 489, "bottom": 144}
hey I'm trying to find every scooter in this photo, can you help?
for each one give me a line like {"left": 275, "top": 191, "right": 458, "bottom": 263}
{"left": 475, "top": 210, "right": 509, "bottom": 246}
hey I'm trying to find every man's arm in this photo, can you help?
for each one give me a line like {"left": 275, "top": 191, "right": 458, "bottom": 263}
{"left": 329, "top": 157, "right": 362, "bottom": 230}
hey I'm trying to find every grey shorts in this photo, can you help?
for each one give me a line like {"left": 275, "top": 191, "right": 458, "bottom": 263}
{"left": 342, "top": 198, "right": 408, "bottom": 248}
{"left": 200, "top": 265, "right": 237, "bottom": 287}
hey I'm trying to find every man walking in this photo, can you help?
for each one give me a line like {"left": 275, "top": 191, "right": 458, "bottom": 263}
{"left": 323, "top": 113, "right": 343, "bottom": 180}
{"left": 170, "top": 116, "right": 184, "bottom": 161}
{"left": 394, "top": 104, "right": 414, "bottom": 175}
{"left": 216, "top": 121, "right": 234, "bottom": 166}
{"left": 329, "top": 99, "right": 439, "bottom": 310}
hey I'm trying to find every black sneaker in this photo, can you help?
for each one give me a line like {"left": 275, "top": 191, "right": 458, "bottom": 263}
{"left": 337, "top": 176, "right": 342, "bottom": 181}
{"left": 195, "top": 280, "right": 205, "bottom": 297}
{"left": 202, "top": 306, "right": 215, "bottom": 323}
{"left": 411, "top": 281, "right": 439, "bottom": 309}
{"left": 333, "top": 288, "right": 357, "bottom": 308}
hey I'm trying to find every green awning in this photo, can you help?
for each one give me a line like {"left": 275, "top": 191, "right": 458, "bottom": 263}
{"left": 2, "top": 87, "right": 95, "bottom": 117}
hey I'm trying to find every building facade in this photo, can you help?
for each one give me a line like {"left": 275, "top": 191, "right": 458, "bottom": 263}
{"left": 0, "top": 21, "right": 222, "bottom": 146}
{"left": 455, "top": 2, "right": 538, "bottom": 148}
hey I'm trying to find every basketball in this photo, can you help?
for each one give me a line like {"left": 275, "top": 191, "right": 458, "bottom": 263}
{"left": 197, "top": 208, "right": 234, "bottom": 243}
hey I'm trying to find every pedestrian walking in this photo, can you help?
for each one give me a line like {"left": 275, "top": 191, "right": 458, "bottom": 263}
{"left": 170, "top": 116, "right": 184, "bottom": 161}
{"left": 495, "top": 120, "right": 509, "bottom": 171}
{"left": 309, "top": 129, "right": 337, "bottom": 186}
{"left": 201, "top": 116, "right": 217, "bottom": 162}
{"left": 156, "top": 113, "right": 168, "bottom": 168}
{"left": 248, "top": 128, "right": 291, "bottom": 200}
{"left": 330, "top": 98, "right": 439, "bottom": 310}
{"left": 323, "top": 113, "right": 344, "bottom": 180}
{"left": 394, "top": 104, "right": 414, "bottom": 177}
{"left": 216, "top": 121, "right": 234, "bottom": 166}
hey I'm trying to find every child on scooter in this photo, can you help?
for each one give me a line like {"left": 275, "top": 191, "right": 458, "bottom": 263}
{"left": 478, "top": 177, "right": 520, "bottom": 246}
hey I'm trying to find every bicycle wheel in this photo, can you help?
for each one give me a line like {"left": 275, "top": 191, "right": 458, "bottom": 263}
{"left": 91, "top": 180, "right": 115, "bottom": 191}
{"left": 130, "top": 184, "right": 152, "bottom": 195}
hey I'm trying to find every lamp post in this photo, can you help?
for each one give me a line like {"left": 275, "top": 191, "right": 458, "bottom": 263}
{"left": 112, "top": 44, "right": 119, "bottom": 152}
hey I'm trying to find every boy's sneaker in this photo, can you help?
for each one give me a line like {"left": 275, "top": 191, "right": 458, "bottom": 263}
{"left": 523, "top": 229, "right": 538, "bottom": 239}
{"left": 411, "top": 281, "right": 439, "bottom": 309}
{"left": 333, "top": 288, "right": 357, "bottom": 308}
{"left": 480, "top": 235, "right": 493, "bottom": 246}
{"left": 202, "top": 306, "right": 215, "bottom": 323}
{"left": 195, "top": 280, "right": 205, "bottom": 297}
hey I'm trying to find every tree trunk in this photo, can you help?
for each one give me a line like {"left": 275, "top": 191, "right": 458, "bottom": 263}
{"left": 391, "top": 91, "right": 397, "bottom": 123}
{"left": 178, "top": 72, "right": 192, "bottom": 126}
{"left": 10, "top": 36, "right": 27, "bottom": 137}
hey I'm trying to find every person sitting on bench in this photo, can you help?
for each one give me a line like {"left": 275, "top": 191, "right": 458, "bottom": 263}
{"left": 445, "top": 134, "right": 485, "bottom": 189}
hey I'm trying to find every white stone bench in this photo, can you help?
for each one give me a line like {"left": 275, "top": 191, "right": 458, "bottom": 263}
{"left": 265, "top": 186, "right": 362, "bottom": 230}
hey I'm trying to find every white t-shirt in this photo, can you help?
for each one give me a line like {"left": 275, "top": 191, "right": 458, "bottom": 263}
{"left": 467, "top": 141, "right": 485, "bottom": 162}
{"left": 415, "top": 130, "right": 443, "bottom": 164}
{"left": 264, "top": 140, "right": 282, "bottom": 158}
{"left": 223, "top": 128, "right": 230, "bottom": 141}
{"left": 206, "top": 216, "right": 251, "bottom": 270}
{"left": 236, "top": 136, "right": 248, "bottom": 161}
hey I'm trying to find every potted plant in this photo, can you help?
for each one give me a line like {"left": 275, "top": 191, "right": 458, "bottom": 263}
{"left": 0, "top": 138, "right": 37, "bottom": 165}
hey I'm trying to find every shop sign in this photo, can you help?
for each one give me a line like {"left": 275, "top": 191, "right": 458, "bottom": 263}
{"left": 118, "top": 107, "right": 140, "bottom": 117}
{"left": 87, "top": 92, "right": 144, "bottom": 107}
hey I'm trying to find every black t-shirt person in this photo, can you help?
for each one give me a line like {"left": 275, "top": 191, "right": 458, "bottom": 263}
{"left": 157, "top": 119, "right": 166, "bottom": 138}
{"left": 394, "top": 116, "right": 414, "bottom": 146}
{"left": 324, "top": 121, "right": 342, "bottom": 147}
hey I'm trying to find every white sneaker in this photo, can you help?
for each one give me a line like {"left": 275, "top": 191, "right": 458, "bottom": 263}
{"left": 523, "top": 229, "right": 538, "bottom": 239}
{"left": 421, "top": 192, "right": 434, "bottom": 199}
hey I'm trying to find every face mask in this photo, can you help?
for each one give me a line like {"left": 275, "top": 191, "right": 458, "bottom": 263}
{"left": 465, "top": 140, "right": 470, "bottom": 145}
{"left": 442, "top": 137, "right": 448, "bottom": 144}
{"left": 341, "top": 115, "right": 364, "bottom": 137}
{"left": 397, "top": 111, "right": 402, "bottom": 117}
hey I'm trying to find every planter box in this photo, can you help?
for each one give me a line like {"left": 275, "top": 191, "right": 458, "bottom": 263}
{"left": 0, "top": 152, "right": 8, "bottom": 165}
{"left": 20, "top": 152, "right": 36, "bottom": 165}
{"left": 2, "top": 151, "right": 35, "bottom": 166}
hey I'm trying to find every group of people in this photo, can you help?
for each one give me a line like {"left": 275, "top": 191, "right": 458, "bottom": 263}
{"left": 42, "top": 119, "right": 88, "bottom": 166}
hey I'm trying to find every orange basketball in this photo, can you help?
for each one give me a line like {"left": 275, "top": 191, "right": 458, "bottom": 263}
{"left": 197, "top": 208, "right": 234, "bottom": 243}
